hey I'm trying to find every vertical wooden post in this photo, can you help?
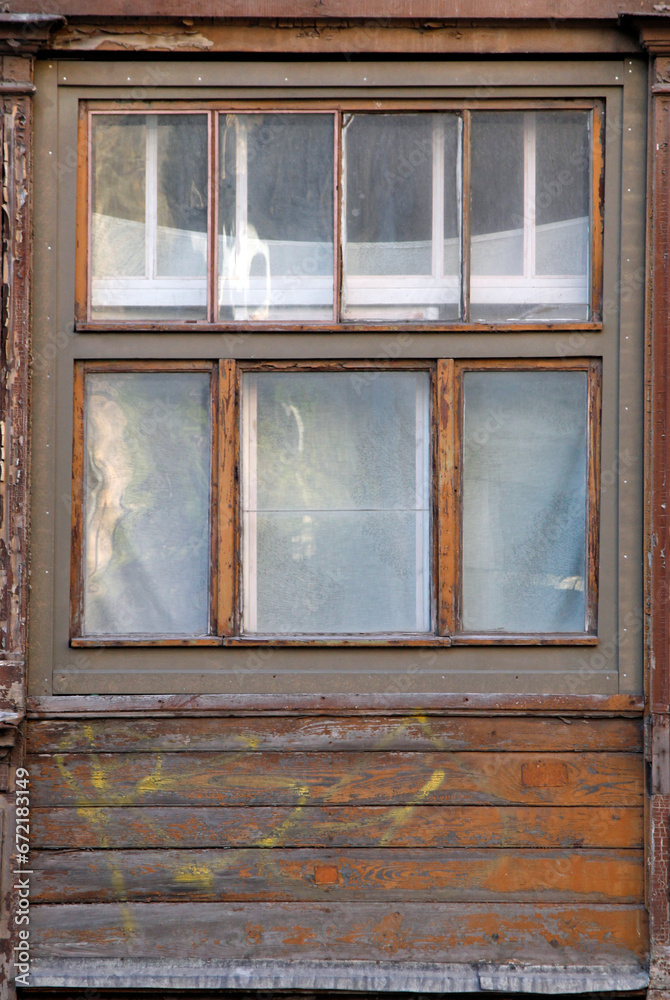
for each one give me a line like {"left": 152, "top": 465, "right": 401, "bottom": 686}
{"left": 0, "top": 16, "right": 62, "bottom": 999}
{"left": 637, "top": 18, "right": 670, "bottom": 1000}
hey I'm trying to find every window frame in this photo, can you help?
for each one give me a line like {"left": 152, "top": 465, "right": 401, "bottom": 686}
{"left": 69, "top": 356, "right": 601, "bottom": 649}
{"left": 74, "top": 97, "right": 605, "bottom": 332}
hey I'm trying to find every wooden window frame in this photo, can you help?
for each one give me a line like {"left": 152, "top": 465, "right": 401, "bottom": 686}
{"left": 74, "top": 98, "right": 605, "bottom": 333}
{"left": 69, "top": 356, "right": 601, "bottom": 649}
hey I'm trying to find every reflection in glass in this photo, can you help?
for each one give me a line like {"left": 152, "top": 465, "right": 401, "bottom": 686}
{"left": 342, "top": 113, "right": 461, "bottom": 321}
{"left": 462, "top": 371, "right": 588, "bottom": 633}
{"left": 470, "top": 111, "right": 590, "bottom": 322}
{"left": 91, "top": 114, "right": 208, "bottom": 320}
{"left": 83, "top": 372, "right": 211, "bottom": 634}
{"left": 218, "top": 113, "right": 334, "bottom": 321}
{"left": 242, "top": 372, "right": 431, "bottom": 633}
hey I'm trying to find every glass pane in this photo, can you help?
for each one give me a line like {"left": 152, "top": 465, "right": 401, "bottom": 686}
{"left": 535, "top": 112, "right": 590, "bottom": 277}
{"left": 462, "top": 370, "right": 588, "bottom": 633}
{"left": 342, "top": 113, "right": 461, "bottom": 321}
{"left": 242, "top": 371, "right": 431, "bottom": 633}
{"left": 470, "top": 112, "right": 590, "bottom": 323}
{"left": 83, "top": 372, "right": 211, "bottom": 635}
{"left": 218, "top": 113, "right": 334, "bottom": 321}
{"left": 91, "top": 114, "right": 208, "bottom": 321}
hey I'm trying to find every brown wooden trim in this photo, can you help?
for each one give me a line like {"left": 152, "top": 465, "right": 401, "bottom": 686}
{"left": 74, "top": 100, "right": 88, "bottom": 324}
{"left": 225, "top": 635, "right": 451, "bottom": 646}
{"left": 452, "top": 634, "right": 599, "bottom": 645}
{"left": 334, "top": 108, "right": 342, "bottom": 323}
{"left": 587, "top": 358, "right": 602, "bottom": 634}
{"left": 207, "top": 109, "right": 217, "bottom": 325}
{"left": 79, "top": 359, "right": 215, "bottom": 372}
{"left": 436, "top": 359, "right": 456, "bottom": 636}
{"left": 454, "top": 356, "right": 596, "bottom": 371}
{"left": 208, "top": 363, "right": 220, "bottom": 635}
{"left": 237, "top": 359, "right": 435, "bottom": 372}
{"left": 84, "top": 99, "right": 606, "bottom": 114}
{"left": 70, "top": 637, "right": 224, "bottom": 647}
{"left": 69, "top": 363, "right": 85, "bottom": 640}
{"left": 26, "top": 693, "right": 645, "bottom": 717}
{"left": 591, "top": 101, "right": 605, "bottom": 323}
{"left": 74, "top": 320, "right": 605, "bottom": 334}
{"left": 217, "top": 359, "right": 238, "bottom": 637}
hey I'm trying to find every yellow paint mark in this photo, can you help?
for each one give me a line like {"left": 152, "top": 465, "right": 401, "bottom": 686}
{"left": 83, "top": 723, "right": 97, "bottom": 747}
{"left": 108, "top": 861, "right": 136, "bottom": 939}
{"left": 135, "top": 755, "right": 165, "bottom": 796}
{"left": 256, "top": 788, "right": 310, "bottom": 848}
{"left": 174, "top": 863, "right": 214, "bottom": 890}
{"left": 89, "top": 755, "right": 108, "bottom": 792}
{"left": 238, "top": 734, "right": 260, "bottom": 750}
{"left": 379, "top": 767, "right": 447, "bottom": 846}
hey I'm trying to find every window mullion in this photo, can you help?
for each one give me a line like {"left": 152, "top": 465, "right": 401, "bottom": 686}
{"left": 218, "top": 359, "right": 239, "bottom": 638}
{"left": 436, "top": 358, "right": 457, "bottom": 636}
{"left": 241, "top": 371, "right": 258, "bottom": 634}
{"left": 460, "top": 111, "right": 471, "bottom": 323}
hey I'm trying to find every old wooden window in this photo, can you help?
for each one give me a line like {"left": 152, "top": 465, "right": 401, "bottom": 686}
{"left": 76, "top": 103, "right": 603, "bottom": 328}
{"left": 69, "top": 357, "right": 600, "bottom": 646}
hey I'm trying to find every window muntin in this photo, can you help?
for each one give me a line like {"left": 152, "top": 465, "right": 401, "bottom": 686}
{"left": 70, "top": 358, "right": 599, "bottom": 646}
{"left": 80, "top": 103, "right": 601, "bottom": 327}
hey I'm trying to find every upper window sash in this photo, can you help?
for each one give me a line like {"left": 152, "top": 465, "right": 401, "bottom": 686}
{"left": 75, "top": 101, "right": 604, "bottom": 330}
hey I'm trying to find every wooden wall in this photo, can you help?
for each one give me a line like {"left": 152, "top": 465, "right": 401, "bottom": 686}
{"left": 26, "top": 712, "right": 647, "bottom": 987}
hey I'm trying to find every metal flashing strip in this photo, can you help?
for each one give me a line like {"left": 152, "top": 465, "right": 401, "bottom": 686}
{"left": 27, "top": 959, "right": 650, "bottom": 993}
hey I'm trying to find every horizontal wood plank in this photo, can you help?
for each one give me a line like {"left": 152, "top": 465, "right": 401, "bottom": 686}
{"left": 31, "top": 847, "right": 645, "bottom": 904}
{"left": 30, "top": 804, "right": 644, "bottom": 850}
{"left": 28, "top": 751, "right": 644, "bottom": 807}
{"left": 26, "top": 715, "right": 643, "bottom": 754}
{"left": 30, "top": 901, "right": 649, "bottom": 965}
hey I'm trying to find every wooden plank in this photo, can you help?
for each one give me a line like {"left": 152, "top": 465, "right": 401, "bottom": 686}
{"left": 25, "top": 715, "right": 643, "bottom": 754}
{"left": 31, "top": 804, "right": 644, "bottom": 850}
{"left": 436, "top": 359, "right": 457, "bottom": 635}
{"left": 30, "top": 901, "right": 649, "bottom": 965}
{"left": 31, "top": 847, "right": 644, "bottom": 904}
{"left": 28, "top": 751, "right": 644, "bottom": 808}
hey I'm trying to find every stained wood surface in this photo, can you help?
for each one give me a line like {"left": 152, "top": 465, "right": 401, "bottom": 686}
{"left": 26, "top": 715, "right": 643, "bottom": 754}
{"left": 31, "top": 804, "right": 643, "bottom": 850}
{"left": 28, "top": 751, "right": 643, "bottom": 808}
{"left": 31, "top": 847, "right": 644, "bottom": 904}
{"left": 30, "top": 901, "right": 648, "bottom": 965}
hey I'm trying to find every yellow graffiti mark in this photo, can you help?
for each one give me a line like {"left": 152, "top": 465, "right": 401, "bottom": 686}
{"left": 108, "top": 861, "right": 136, "bottom": 939}
{"left": 173, "top": 863, "right": 215, "bottom": 890}
{"left": 135, "top": 756, "right": 165, "bottom": 796}
{"left": 256, "top": 788, "right": 311, "bottom": 848}
{"left": 237, "top": 734, "right": 261, "bottom": 750}
{"left": 379, "top": 767, "right": 447, "bottom": 847}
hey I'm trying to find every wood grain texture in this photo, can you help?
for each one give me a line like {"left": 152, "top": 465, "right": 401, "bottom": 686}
{"left": 26, "top": 715, "right": 643, "bottom": 754}
{"left": 31, "top": 804, "right": 644, "bottom": 850}
{"left": 31, "top": 847, "right": 644, "bottom": 904}
{"left": 29, "top": 901, "right": 649, "bottom": 965}
{"left": 28, "top": 751, "right": 644, "bottom": 808}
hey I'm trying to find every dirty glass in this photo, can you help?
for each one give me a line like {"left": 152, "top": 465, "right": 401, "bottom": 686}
{"left": 462, "top": 370, "right": 588, "bottom": 633}
{"left": 83, "top": 371, "right": 211, "bottom": 634}
{"left": 242, "top": 371, "right": 431, "bottom": 633}
{"left": 470, "top": 111, "right": 590, "bottom": 322}
{"left": 91, "top": 114, "right": 208, "bottom": 320}
{"left": 342, "top": 113, "right": 461, "bottom": 321}
{"left": 218, "top": 113, "right": 334, "bottom": 321}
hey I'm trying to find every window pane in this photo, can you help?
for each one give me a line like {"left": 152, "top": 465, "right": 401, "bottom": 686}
{"left": 470, "top": 112, "right": 590, "bottom": 322}
{"left": 83, "top": 372, "right": 211, "bottom": 634}
{"left": 342, "top": 113, "right": 461, "bottom": 321}
{"left": 91, "top": 114, "right": 208, "bottom": 320}
{"left": 242, "top": 371, "right": 431, "bottom": 633}
{"left": 462, "top": 370, "right": 588, "bottom": 633}
{"left": 218, "top": 113, "right": 334, "bottom": 321}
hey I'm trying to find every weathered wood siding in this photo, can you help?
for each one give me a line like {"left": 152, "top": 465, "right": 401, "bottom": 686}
{"left": 27, "top": 713, "right": 647, "bottom": 976}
